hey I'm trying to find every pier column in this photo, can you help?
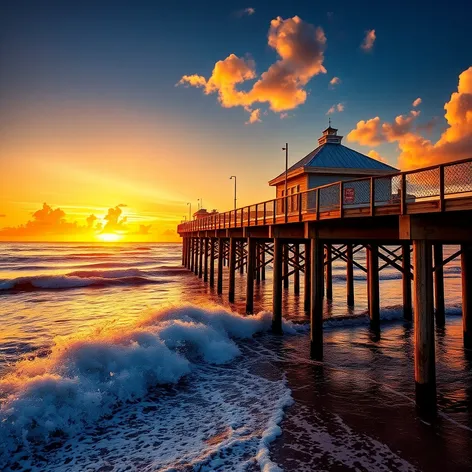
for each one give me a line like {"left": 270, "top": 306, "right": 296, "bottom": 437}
{"left": 256, "top": 243, "right": 261, "bottom": 285}
{"left": 203, "top": 238, "right": 209, "bottom": 282}
{"left": 182, "top": 238, "right": 186, "bottom": 266}
{"left": 434, "top": 244, "right": 445, "bottom": 327}
{"left": 413, "top": 239, "right": 436, "bottom": 414}
{"left": 217, "top": 238, "right": 224, "bottom": 295}
{"left": 346, "top": 244, "right": 354, "bottom": 306}
{"left": 209, "top": 238, "right": 215, "bottom": 288}
{"left": 198, "top": 238, "right": 204, "bottom": 278}
{"left": 194, "top": 238, "right": 199, "bottom": 276}
{"left": 246, "top": 238, "right": 256, "bottom": 314}
{"left": 239, "top": 241, "right": 245, "bottom": 274}
{"left": 190, "top": 238, "right": 195, "bottom": 272}
{"left": 229, "top": 238, "right": 237, "bottom": 303}
{"left": 402, "top": 243, "right": 413, "bottom": 321}
{"left": 304, "top": 241, "right": 311, "bottom": 313}
{"left": 272, "top": 238, "right": 283, "bottom": 334}
{"left": 283, "top": 244, "right": 289, "bottom": 289}
{"left": 185, "top": 238, "right": 190, "bottom": 269}
{"left": 261, "top": 243, "right": 266, "bottom": 280}
{"left": 367, "top": 244, "right": 380, "bottom": 329}
{"left": 325, "top": 244, "right": 333, "bottom": 301}
{"left": 310, "top": 237, "right": 324, "bottom": 360}
{"left": 294, "top": 244, "right": 300, "bottom": 296}
{"left": 461, "top": 244, "right": 472, "bottom": 348}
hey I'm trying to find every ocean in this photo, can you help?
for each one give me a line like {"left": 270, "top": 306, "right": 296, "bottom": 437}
{"left": 0, "top": 242, "right": 471, "bottom": 471}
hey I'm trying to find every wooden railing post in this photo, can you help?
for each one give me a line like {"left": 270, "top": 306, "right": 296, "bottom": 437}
{"left": 401, "top": 174, "right": 407, "bottom": 214}
{"left": 439, "top": 165, "right": 445, "bottom": 212}
{"left": 339, "top": 182, "right": 344, "bottom": 217}
{"left": 370, "top": 177, "right": 375, "bottom": 216}
{"left": 316, "top": 189, "right": 320, "bottom": 220}
{"left": 273, "top": 200, "right": 276, "bottom": 224}
{"left": 298, "top": 193, "right": 302, "bottom": 221}
{"left": 263, "top": 202, "right": 266, "bottom": 225}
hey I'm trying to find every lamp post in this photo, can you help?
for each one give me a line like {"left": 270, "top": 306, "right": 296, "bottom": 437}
{"left": 187, "top": 202, "right": 191, "bottom": 221}
{"left": 230, "top": 176, "right": 237, "bottom": 210}
{"left": 282, "top": 143, "right": 289, "bottom": 212}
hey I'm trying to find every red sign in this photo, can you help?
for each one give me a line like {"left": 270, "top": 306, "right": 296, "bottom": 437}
{"left": 344, "top": 187, "right": 355, "bottom": 204}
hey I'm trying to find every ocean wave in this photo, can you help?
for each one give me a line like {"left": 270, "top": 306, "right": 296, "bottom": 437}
{"left": 0, "top": 269, "right": 164, "bottom": 292}
{"left": 0, "top": 305, "right": 296, "bottom": 466}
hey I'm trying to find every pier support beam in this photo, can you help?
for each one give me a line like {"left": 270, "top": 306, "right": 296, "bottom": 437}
{"left": 304, "top": 241, "right": 311, "bottom": 314}
{"left": 198, "top": 239, "right": 204, "bottom": 278}
{"left": 310, "top": 237, "right": 324, "bottom": 360}
{"left": 217, "top": 238, "right": 224, "bottom": 295}
{"left": 261, "top": 244, "right": 266, "bottom": 281}
{"left": 294, "top": 244, "right": 300, "bottom": 296}
{"left": 246, "top": 238, "right": 256, "bottom": 314}
{"left": 239, "top": 241, "right": 245, "bottom": 274}
{"left": 256, "top": 243, "right": 261, "bottom": 285}
{"left": 367, "top": 244, "right": 380, "bottom": 329}
{"left": 283, "top": 244, "right": 289, "bottom": 289}
{"left": 402, "top": 243, "right": 412, "bottom": 321}
{"left": 272, "top": 238, "right": 283, "bottom": 334}
{"left": 203, "top": 238, "right": 209, "bottom": 282}
{"left": 229, "top": 238, "right": 237, "bottom": 303}
{"left": 346, "top": 244, "right": 354, "bottom": 306}
{"left": 209, "top": 238, "right": 215, "bottom": 288}
{"left": 434, "top": 244, "right": 445, "bottom": 328}
{"left": 325, "top": 244, "right": 333, "bottom": 301}
{"left": 413, "top": 239, "right": 436, "bottom": 414}
{"left": 462, "top": 244, "right": 472, "bottom": 349}
{"left": 194, "top": 238, "right": 199, "bottom": 276}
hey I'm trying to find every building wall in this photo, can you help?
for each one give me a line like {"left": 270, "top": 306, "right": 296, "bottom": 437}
{"left": 308, "top": 174, "right": 359, "bottom": 189}
{"left": 275, "top": 174, "right": 308, "bottom": 198}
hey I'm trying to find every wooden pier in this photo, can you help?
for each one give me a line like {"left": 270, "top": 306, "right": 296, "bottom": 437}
{"left": 178, "top": 157, "right": 472, "bottom": 414}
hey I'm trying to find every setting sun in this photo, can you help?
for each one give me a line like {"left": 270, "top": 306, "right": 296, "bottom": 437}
{"left": 98, "top": 232, "right": 121, "bottom": 242}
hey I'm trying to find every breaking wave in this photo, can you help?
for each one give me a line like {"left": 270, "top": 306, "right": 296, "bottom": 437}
{"left": 0, "top": 304, "right": 297, "bottom": 470}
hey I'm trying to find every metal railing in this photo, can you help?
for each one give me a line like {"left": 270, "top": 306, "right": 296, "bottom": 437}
{"left": 178, "top": 157, "right": 472, "bottom": 233}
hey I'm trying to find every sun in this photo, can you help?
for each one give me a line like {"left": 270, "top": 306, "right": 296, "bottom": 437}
{"left": 98, "top": 232, "right": 121, "bottom": 242}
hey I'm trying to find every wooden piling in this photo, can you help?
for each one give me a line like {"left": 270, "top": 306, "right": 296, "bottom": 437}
{"left": 272, "top": 238, "right": 283, "bottom": 334}
{"left": 283, "top": 244, "right": 289, "bottom": 289}
{"left": 194, "top": 238, "right": 199, "bottom": 275}
{"left": 229, "top": 238, "right": 237, "bottom": 302}
{"left": 209, "top": 238, "right": 215, "bottom": 288}
{"left": 325, "top": 243, "right": 333, "bottom": 301}
{"left": 198, "top": 238, "right": 204, "bottom": 278}
{"left": 402, "top": 243, "right": 412, "bottom": 321}
{"left": 413, "top": 239, "right": 436, "bottom": 414}
{"left": 367, "top": 244, "right": 380, "bottom": 329}
{"left": 256, "top": 243, "right": 261, "bottom": 284}
{"left": 434, "top": 244, "right": 445, "bottom": 327}
{"left": 310, "top": 237, "right": 324, "bottom": 360}
{"left": 461, "top": 244, "right": 472, "bottom": 348}
{"left": 217, "top": 238, "right": 224, "bottom": 295}
{"left": 294, "top": 244, "right": 300, "bottom": 295}
{"left": 190, "top": 238, "right": 195, "bottom": 272}
{"left": 203, "top": 238, "right": 209, "bottom": 282}
{"left": 304, "top": 241, "right": 311, "bottom": 313}
{"left": 261, "top": 243, "right": 266, "bottom": 280}
{"left": 239, "top": 241, "right": 245, "bottom": 274}
{"left": 246, "top": 238, "right": 256, "bottom": 314}
{"left": 346, "top": 244, "right": 354, "bottom": 306}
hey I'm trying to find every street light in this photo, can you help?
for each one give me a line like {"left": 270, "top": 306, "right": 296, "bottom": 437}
{"left": 282, "top": 143, "right": 289, "bottom": 212}
{"left": 230, "top": 176, "right": 237, "bottom": 210}
{"left": 187, "top": 202, "right": 191, "bottom": 221}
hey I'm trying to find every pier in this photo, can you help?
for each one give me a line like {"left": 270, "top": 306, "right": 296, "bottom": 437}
{"left": 177, "top": 133, "right": 472, "bottom": 414}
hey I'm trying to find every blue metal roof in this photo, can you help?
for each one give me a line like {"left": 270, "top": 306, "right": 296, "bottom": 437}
{"left": 275, "top": 143, "right": 398, "bottom": 180}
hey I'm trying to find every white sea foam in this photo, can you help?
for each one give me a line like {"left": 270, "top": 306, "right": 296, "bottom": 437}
{"left": 0, "top": 304, "right": 295, "bottom": 471}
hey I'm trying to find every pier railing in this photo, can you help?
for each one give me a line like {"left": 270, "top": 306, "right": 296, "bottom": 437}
{"left": 178, "top": 157, "right": 472, "bottom": 233}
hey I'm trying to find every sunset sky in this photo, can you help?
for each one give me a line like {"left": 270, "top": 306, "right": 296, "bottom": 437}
{"left": 1, "top": 0, "right": 471, "bottom": 242}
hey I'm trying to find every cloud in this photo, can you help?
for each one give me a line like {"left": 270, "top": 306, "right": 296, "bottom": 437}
{"left": 177, "top": 16, "right": 327, "bottom": 120}
{"left": 245, "top": 108, "right": 261, "bottom": 124}
{"left": 137, "top": 224, "right": 152, "bottom": 235}
{"left": 162, "top": 229, "right": 176, "bottom": 236}
{"left": 347, "top": 67, "right": 472, "bottom": 169}
{"left": 280, "top": 112, "right": 289, "bottom": 119}
{"left": 86, "top": 214, "right": 97, "bottom": 227}
{"left": 0, "top": 214, "right": 5, "bottom": 218}
{"left": 367, "top": 150, "right": 387, "bottom": 163}
{"left": 326, "top": 103, "right": 344, "bottom": 114}
{"left": 236, "top": 7, "right": 255, "bottom": 16}
{"left": 412, "top": 97, "right": 422, "bottom": 107}
{"left": 103, "top": 206, "right": 127, "bottom": 233}
{"left": 329, "top": 76, "right": 341, "bottom": 87}
{"left": 361, "top": 29, "right": 376, "bottom": 52}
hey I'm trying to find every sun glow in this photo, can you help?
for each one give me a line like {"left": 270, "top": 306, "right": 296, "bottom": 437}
{"left": 98, "top": 233, "right": 121, "bottom": 242}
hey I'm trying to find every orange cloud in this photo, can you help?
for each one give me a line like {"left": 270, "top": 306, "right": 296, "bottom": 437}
{"left": 347, "top": 67, "right": 472, "bottom": 169}
{"left": 361, "top": 29, "right": 376, "bottom": 52}
{"left": 329, "top": 76, "right": 341, "bottom": 87}
{"left": 412, "top": 97, "right": 422, "bottom": 107}
{"left": 0, "top": 214, "right": 5, "bottom": 218}
{"left": 238, "top": 7, "right": 255, "bottom": 16}
{"left": 137, "top": 224, "right": 152, "bottom": 235}
{"left": 326, "top": 103, "right": 344, "bottom": 114}
{"left": 103, "top": 206, "right": 127, "bottom": 233}
{"left": 177, "top": 16, "right": 327, "bottom": 119}
{"left": 367, "top": 150, "right": 387, "bottom": 163}
{"left": 245, "top": 108, "right": 261, "bottom": 124}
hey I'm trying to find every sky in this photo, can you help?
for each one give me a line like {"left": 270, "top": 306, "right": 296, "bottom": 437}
{"left": 1, "top": 0, "right": 471, "bottom": 241}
